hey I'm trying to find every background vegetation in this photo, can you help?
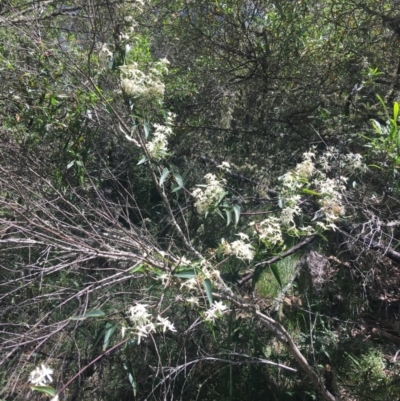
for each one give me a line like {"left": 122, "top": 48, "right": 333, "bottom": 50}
{"left": 1, "top": 1, "right": 400, "bottom": 400}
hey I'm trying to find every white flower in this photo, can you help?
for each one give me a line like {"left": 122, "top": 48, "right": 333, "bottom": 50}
{"left": 159, "top": 57, "right": 170, "bottom": 66}
{"left": 299, "top": 225, "right": 315, "bottom": 235}
{"left": 180, "top": 277, "right": 197, "bottom": 291}
{"left": 136, "top": 323, "right": 153, "bottom": 344}
{"left": 51, "top": 396, "right": 59, "bottom": 401}
{"left": 157, "top": 315, "right": 177, "bottom": 332}
{"left": 158, "top": 273, "right": 170, "bottom": 286}
{"left": 29, "top": 364, "right": 53, "bottom": 386}
{"left": 279, "top": 172, "right": 303, "bottom": 191}
{"left": 204, "top": 301, "right": 228, "bottom": 322}
{"left": 186, "top": 296, "right": 200, "bottom": 306}
{"left": 127, "top": 304, "right": 152, "bottom": 326}
{"left": 217, "top": 161, "right": 231, "bottom": 171}
{"left": 178, "top": 256, "right": 191, "bottom": 266}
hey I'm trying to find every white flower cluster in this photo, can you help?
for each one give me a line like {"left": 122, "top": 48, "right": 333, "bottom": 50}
{"left": 278, "top": 147, "right": 365, "bottom": 232}
{"left": 250, "top": 217, "right": 284, "bottom": 247}
{"left": 221, "top": 233, "right": 254, "bottom": 261}
{"left": 296, "top": 149, "right": 315, "bottom": 178}
{"left": 146, "top": 123, "right": 173, "bottom": 160}
{"left": 120, "top": 58, "right": 169, "bottom": 99}
{"left": 29, "top": 364, "right": 53, "bottom": 386}
{"left": 122, "top": 304, "right": 176, "bottom": 344}
{"left": 313, "top": 175, "right": 346, "bottom": 227}
{"left": 192, "top": 173, "right": 227, "bottom": 214}
{"left": 204, "top": 301, "right": 228, "bottom": 322}
{"left": 319, "top": 147, "right": 368, "bottom": 173}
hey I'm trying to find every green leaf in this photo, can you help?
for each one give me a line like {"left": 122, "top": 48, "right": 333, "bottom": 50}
{"left": 215, "top": 208, "right": 224, "bottom": 220}
{"left": 103, "top": 323, "right": 118, "bottom": 351}
{"left": 394, "top": 102, "right": 399, "bottom": 123}
{"left": 233, "top": 204, "right": 241, "bottom": 225}
{"left": 137, "top": 157, "right": 147, "bottom": 165}
{"left": 124, "top": 361, "right": 137, "bottom": 397}
{"left": 71, "top": 309, "right": 105, "bottom": 320}
{"left": 397, "top": 130, "right": 400, "bottom": 156}
{"left": 225, "top": 208, "right": 232, "bottom": 226}
{"left": 173, "top": 269, "right": 197, "bottom": 279}
{"left": 217, "top": 190, "right": 227, "bottom": 204}
{"left": 301, "top": 188, "right": 322, "bottom": 196}
{"left": 172, "top": 173, "right": 184, "bottom": 192}
{"left": 376, "top": 94, "right": 387, "bottom": 117}
{"left": 203, "top": 278, "right": 213, "bottom": 306}
{"left": 252, "top": 266, "right": 264, "bottom": 289}
{"left": 143, "top": 122, "right": 150, "bottom": 139}
{"left": 270, "top": 264, "right": 282, "bottom": 288}
{"left": 130, "top": 264, "right": 146, "bottom": 273}
{"left": 159, "top": 168, "right": 170, "bottom": 186}
{"left": 371, "top": 120, "right": 383, "bottom": 135}
{"left": 31, "top": 386, "right": 56, "bottom": 396}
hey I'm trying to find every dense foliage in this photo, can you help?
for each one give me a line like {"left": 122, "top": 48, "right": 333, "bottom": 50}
{"left": 1, "top": 1, "right": 400, "bottom": 400}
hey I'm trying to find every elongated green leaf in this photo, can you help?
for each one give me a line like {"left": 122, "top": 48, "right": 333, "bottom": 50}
{"left": 172, "top": 173, "right": 184, "bottom": 192}
{"left": 124, "top": 361, "right": 137, "bottom": 397}
{"left": 376, "top": 94, "right": 387, "bottom": 116}
{"left": 173, "top": 269, "right": 197, "bottom": 279}
{"left": 137, "top": 157, "right": 147, "bottom": 165}
{"left": 217, "top": 190, "right": 227, "bottom": 204}
{"left": 215, "top": 208, "right": 224, "bottom": 220}
{"left": 233, "top": 204, "right": 241, "bottom": 225}
{"left": 203, "top": 278, "right": 213, "bottom": 306}
{"left": 130, "top": 264, "right": 146, "bottom": 273}
{"left": 71, "top": 309, "right": 105, "bottom": 320}
{"left": 397, "top": 130, "right": 400, "bottom": 156}
{"left": 31, "top": 386, "right": 56, "bottom": 396}
{"left": 270, "top": 264, "right": 282, "bottom": 288}
{"left": 103, "top": 323, "right": 118, "bottom": 351}
{"left": 301, "top": 188, "right": 322, "bottom": 196}
{"left": 143, "top": 122, "right": 150, "bottom": 139}
{"left": 371, "top": 120, "right": 383, "bottom": 135}
{"left": 394, "top": 102, "right": 399, "bottom": 123}
{"left": 252, "top": 266, "right": 264, "bottom": 289}
{"left": 225, "top": 208, "right": 232, "bottom": 226}
{"left": 159, "top": 168, "right": 170, "bottom": 186}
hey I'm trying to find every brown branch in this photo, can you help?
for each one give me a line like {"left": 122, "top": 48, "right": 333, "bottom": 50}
{"left": 214, "top": 292, "right": 337, "bottom": 401}
{"left": 237, "top": 235, "right": 316, "bottom": 286}
{"left": 340, "top": 225, "right": 400, "bottom": 264}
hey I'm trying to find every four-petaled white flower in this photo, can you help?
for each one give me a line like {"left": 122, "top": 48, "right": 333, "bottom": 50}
{"left": 29, "top": 364, "right": 53, "bottom": 386}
